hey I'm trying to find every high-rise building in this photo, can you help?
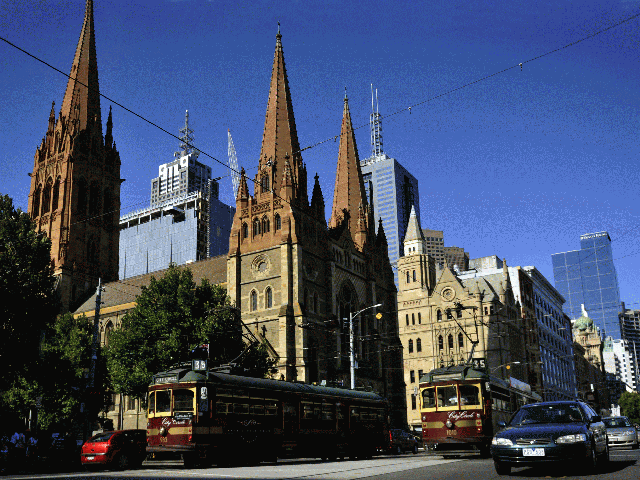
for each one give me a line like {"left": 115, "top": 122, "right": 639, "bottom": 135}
{"left": 551, "top": 232, "right": 622, "bottom": 339}
{"left": 619, "top": 304, "right": 640, "bottom": 391}
{"left": 27, "top": 0, "right": 121, "bottom": 311}
{"left": 603, "top": 337, "right": 637, "bottom": 396}
{"left": 118, "top": 113, "right": 234, "bottom": 279}
{"left": 360, "top": 90, "right": 420, "bottom": 284}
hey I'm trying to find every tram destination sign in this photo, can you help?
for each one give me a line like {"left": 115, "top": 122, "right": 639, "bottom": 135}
{"left": 154, "top": 374, "right": 178, "bottom": 384}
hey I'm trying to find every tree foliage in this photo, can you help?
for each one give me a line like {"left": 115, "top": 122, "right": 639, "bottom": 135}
{"left": 106, "top": 265, "right": 275, "bottom": 398}
{"left": 619, "top": 391, "right": 640, "bottom": 424}
{"left": 0, "top": 194, "right": 58, "bottom": 383}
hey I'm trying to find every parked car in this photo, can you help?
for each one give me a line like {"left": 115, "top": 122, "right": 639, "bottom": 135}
{"left": 80, "top": 430, "right": 147, "bottom": 470}
{"left": 490, "top": 401, "right": 608, "bottom": 475}
{"left": 602, "top": 416, "right": 639, "bottom": 450}
{"left": 387, "top": 429, "right": 419, "bottom": 454}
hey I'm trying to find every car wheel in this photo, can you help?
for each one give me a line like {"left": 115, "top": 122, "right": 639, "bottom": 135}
{"left": 585, "top": 442, "right": 597, "bottom": 471}
{"left": 115, "top": 454, "right": 129, "bottom": 470}
{"left": 412, "top": 444, "right": 418, "bottom": 454}
{"left": 494, "top": 461, "right": 511, "bottom": 475}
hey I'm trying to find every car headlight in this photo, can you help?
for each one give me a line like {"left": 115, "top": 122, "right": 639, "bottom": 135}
{"left": 556, "top": 434, "right": 587, "bottom": 444}
{"left": 492, "top": 437, "right": 513, "bottom": 446}
{"left": 623, "top": 429, "right": 636, "bottom": 436}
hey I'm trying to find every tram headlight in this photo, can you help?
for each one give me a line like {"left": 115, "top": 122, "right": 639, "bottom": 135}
{"left": 446, "top": 419, "right": 454, "bottom": 429}
{"left": 491, "top": 437, "right": 513, "bottom": 446}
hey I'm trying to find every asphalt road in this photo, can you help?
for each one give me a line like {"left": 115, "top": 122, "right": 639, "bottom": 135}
{"left": 3, "top": 448, "right": 638, "bottom": 480}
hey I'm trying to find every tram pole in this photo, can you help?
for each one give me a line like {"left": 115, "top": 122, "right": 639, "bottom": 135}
{"left": 349, "top": 304, "right": 382, "bottom": 390}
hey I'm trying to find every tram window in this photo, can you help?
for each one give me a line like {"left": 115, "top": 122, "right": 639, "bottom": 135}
{"left": 234, "top": 403, "right": 250, "bottom": 414}
{"left": 350, "top": 407, "right": 360, "bottom": 421}
{"left": 302, "top": 403, "right": 315, "bottom": 420}
{"left": 252, "top": 404, "right": 265, "bottom": 415}
{"left": 422, "top": 388, "right": 436, "bottom": 408}
{"left": 437, "top": 386, "right": 458, "bottom": 408}
{"left": 265, "top": 402, "right": 278, "bottom": 415}
{"left": 173, "top": 389, "right": 195, "bottom": 413}
{"left": 459, "top": 384, "right": 480, "bottom": 406}
{"left": 322, "top": 404, "right": 335, "bottom": 421}
{"left": 156, "top": 390, "right": 171, "bottom": 413}
{"left": 148, "top": 392, "right": 156, "bottom": 414}
{"left": 216, "top": 402, "right": 230, "bottom": 414}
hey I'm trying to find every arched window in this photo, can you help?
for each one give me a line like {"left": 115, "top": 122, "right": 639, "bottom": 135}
{"left": 253, "top": 218, "right": 260, "bottom": 236}
{"left": 418, "top": 312, "right": 422, "bottom": 324}
{"left": 438, "top": 335, "right": 444, "bottom": 350}
{"left": 250, "top": 290, "right": 258, "bottom": 311}
{"left": 448, "top": 334, "right": 454, "bottom": 349}
{"left": 458, "top": 332, "right": 464, "bottom": 348}
{"left": 304, "top": 289, "right": 310, "bottom": 310}
{"left": 41, "top": 178, "right": 53, "bottom": 214}
{"left": 51, "top": 177, "right": 60, "bottom": 212}
{"left": 417, "top": 338, "right": 422, "bottom": 352}
{"left": 275, "top": 214, "right": 281, "bottom": 230}
{"left": 262, "top": 216, "right": 270, "bottom": 233}
{"left": 32, "top": 185, "right": 41, "bottom": 217}
{"left": 261, "top": 175, "right": 270, "bottom": 193}
{"left": 87, "top": 237, "right": 98, "bottom": 265}
{"left": 89, "top": 181, "right": 100, "bottom": 215}
{"left": 446, "top": 309, "right": 453, "bottom": 320}
{"left": 265, "top": 287, "right": 273, "bottom": 309}
{"left": 413, "top": 270, "right": 416, "bottom": 282}
{"left": 77, "top": 178, "right": 88, "bottom": 216}
{"left": 104, "top": 321, "right": 114, "bottom": 347}
{"left": 457, "top": 308, "right": 462, "bottom": 319}
{"left": 411, "top": 313, "right": 415, "bottom": 325}
{"left": 406, "top": 271, "right": 410, "bottom": 283}
{"left": 405, "top": 314, "right": 409, "bottom": 326}
{"left": 436, "top": 310, "right": 442, "bottom": 322}
{"left": 408, "top": 339, "right": 414, "bottom": 353}
{"left": 242, "top": 222, "right": 248, "bottom": 239}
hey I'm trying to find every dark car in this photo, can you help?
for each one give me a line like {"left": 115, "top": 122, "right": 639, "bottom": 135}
{"left": 80, "top": 430, "right": 147, "bottom": 470}
{"left": 603, "top": 416, "right": 639, "bottom": 450}
{"left": 387, "top": 429, "right": 419, "bottom": 454}
{"left": 490, "top": 401, "right": 608, "bottom": 475}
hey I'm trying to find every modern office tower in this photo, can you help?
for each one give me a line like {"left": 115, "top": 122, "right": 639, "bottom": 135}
{"left": 421, "top": 229, "right": 445, "bottom": 266}
{"left": 551, "top": 232, "right": 622, "bottom": 339}
{"left": 444, "top": 246, "right": 470, "bottom": 271}
{"left": 361, "top": 89, "right": 420, "bottom": 283}
{"left": 618, "top": 304, "right": 640, "bottom": 392}
{"left": 118, "top": 113, "right": 234, "bottom": 279}
{"left": 459, "top": 257, "right": 576, "bottom": 401}
{"left": 603, "top": 337, "right": 637, "bottom": 394}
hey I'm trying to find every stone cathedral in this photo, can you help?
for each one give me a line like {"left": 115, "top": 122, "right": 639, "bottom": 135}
{"left": 227, "top": 30, "right": 404, "bottom": 419}
{"left": 27, "top": 0, "right": 121, "bottom": 312}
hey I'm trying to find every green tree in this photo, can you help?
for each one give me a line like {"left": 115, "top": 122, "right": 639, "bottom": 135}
{"left": 0, "top": 194, "right": 58, "bottom": 383}
{"left": 619, "top": 391, "right": 640, "bottom": 424}
{"left": 105, "top": 265, "right": 275, "bottom": 398}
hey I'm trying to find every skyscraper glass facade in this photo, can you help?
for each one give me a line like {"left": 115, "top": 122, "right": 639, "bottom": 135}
{"left": 551, "top": 232, "right": 622, "bottom": 339}
{"left": 361, "top": 155, "right": 420, "bottom": 285}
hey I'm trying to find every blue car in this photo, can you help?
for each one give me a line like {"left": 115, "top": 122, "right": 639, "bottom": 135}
{"left": 490, "top": 401, "right": 608, "bottom": 475}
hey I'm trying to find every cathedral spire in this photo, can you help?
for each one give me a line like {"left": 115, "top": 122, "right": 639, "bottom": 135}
{"left": 403, "top": 205, "right": 426, "bottom": 256}
{"left": 329, "top": 94, "right": 368, "bottom": 234}
{"left": 258, "top": 27, "right": 303, "bottom": 197}
{"left": 59, "top": 0, "right": 102, "bottom": 140}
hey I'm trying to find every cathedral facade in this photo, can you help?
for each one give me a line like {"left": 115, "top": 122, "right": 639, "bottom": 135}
{"left": 226, "top": 30, "right": 405, "bottom": 421}
{"left": 27, "top": 0, "right": 121, "bottom": 312}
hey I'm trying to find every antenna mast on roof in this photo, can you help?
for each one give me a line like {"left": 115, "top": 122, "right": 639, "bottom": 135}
{"left": 175, "top": 110, "right": 198, "bottom": 158}
{"left": 370, "top": 85, "right": 383, "bottom": 158}
{"left": 227, "top": 129, "right": 241, "bottom": 200}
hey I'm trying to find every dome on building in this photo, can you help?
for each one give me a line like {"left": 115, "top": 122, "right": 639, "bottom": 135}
{"left": 573, "top": 304, "right": 594, "bottom": 332}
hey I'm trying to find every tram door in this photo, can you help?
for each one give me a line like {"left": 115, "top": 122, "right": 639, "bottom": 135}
{"left": 283, "top": 402, "right": 298, "bottom": 436}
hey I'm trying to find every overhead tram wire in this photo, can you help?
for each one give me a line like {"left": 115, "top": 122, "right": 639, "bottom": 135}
{"left": 3, "top": 8, "right": 640, "bottom": 227}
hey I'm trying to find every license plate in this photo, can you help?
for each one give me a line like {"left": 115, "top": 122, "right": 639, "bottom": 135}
{"left": 523, "top": 448, "right": 545, "bottom": 457}
{"left": 85, "top": 456, "right": 95, "bottom": 461}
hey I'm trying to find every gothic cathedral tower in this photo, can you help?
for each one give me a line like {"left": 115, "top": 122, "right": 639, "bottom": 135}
{"left": 27, "top": 0, "right": 121, "bottom": 312}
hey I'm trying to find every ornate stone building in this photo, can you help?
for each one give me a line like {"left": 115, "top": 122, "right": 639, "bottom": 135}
{"left": 27, "top": 0, "right": 121, "bottom": 312}
{"left": 398, "top": 207, "right": 527, "bottom": 429}
{"left": 226, "top": 30, "right": 403, "bottom": 421}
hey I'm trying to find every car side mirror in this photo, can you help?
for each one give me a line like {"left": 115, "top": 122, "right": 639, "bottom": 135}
{"left": 591, "top": 415, "right": 601, "bottom": 423}
{"left": 497, "top": 421, "right": 506, "bottom": 428}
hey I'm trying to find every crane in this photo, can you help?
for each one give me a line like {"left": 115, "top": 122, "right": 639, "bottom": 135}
{"left": 227, "top": 129, "right": 240, "bottom": 200}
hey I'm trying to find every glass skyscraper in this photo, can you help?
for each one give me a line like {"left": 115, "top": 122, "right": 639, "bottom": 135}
{"left": 551, "top": 232, "right": 622, "bottom": 339}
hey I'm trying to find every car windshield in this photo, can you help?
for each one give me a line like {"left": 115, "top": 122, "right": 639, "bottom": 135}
{"left": 604, "top": 417, "right": 631, "bottom": 428}
{"left": 510, "top": 404, "right": 584, "bottom": 426}
{"left": 88, "top": 432, "right": 115, "bottom": 443}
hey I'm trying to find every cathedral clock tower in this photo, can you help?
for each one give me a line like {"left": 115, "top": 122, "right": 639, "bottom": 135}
{"left": 27, "top": 0, "right": 121, "bottom": 311}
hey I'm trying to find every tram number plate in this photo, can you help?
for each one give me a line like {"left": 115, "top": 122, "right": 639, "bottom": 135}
{"left": 446, "top": 430, "right": 457, "bottom": 436}
{"left": 523, "top": 448, "right": 545, "bottom": 457}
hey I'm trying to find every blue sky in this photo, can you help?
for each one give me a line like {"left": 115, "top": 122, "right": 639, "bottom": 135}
{"left": 1, "top": 0, "right": 639, "bottom": 318}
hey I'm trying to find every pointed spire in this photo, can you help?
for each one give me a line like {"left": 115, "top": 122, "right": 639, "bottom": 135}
{"left": 237, "top": 167, "right": 249, "bottom": 203}
{"left": 280, "top": 155, "right": 294, "bottom": 201}
{"left": 258, "top": 28, "right": 303, "bottom": 197}
{"left": 59, "top": 0, "right": 102, "bottom": 140}
{"left": 403, "top": 205, "right": 426, "bottom": 255}
{"left": 329, "top": 95, "right": 368, "bottom": 234}
{"left": 105, "top": 106, "right": 113, "bottom": 148}
{"left": 310, "top": 173, "right": 325, "bottom": 220}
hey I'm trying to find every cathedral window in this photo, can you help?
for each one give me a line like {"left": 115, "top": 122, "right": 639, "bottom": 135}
{"left": 418, "top": 312, "right": 422, "bottom": 324}
{"left": 275, "top": 214, "right": 281, "bottom": 230}
{"left": 448, "top": 334, "right": 454, "bottom": 349}
{"left": 417, "top": 338, "right": 422, "bottom": 352}
{"left": 458, "top": 332, "right": 464, "bottom": 348}
{"left": 413, "top": 270, "right": 416, "bottom": 282}
{"left": 250, "top": 290, "right": 258, "bottom": 311}
{"left": 89, "top": 181, "right": 101, "bottom": 216}
{"left": 438, "top": 335, "right": 443, "bottom": 350}
{"left": 446, "top": 309, "right": 453, "bottom": 320}
{"left": 32, "top": 185, "right": 41, "bottom": 217}
{"left": 261, "top": 175, "right": 270, "bottom": 193}
{"left": 77, "top": 179, "right": 88, "bottom": 216}
{"left": 262, "top": 216, "right": 270, "bottom": 233}
{"left": 103, "top": 188, "right": 112, "bottom": 221}
{"left": 408, "top": 339, "right": 413, "bottom": 353}
{"left": 406, "top": 314, "right": 409, "bottom": 326}
{"left": 406, "top": 271, "right": 410, "bottom": 284}
{"left": 104, "top": 321, "right": 114, "bottom": 347}
{"left": 412, "top": 313, "right": 415, "bottom": 325}
{"left": 87, "top": 237, "right": 98, "bottom": 265}
{"left": 253, "top": 218, "right": 260, "bottom": 236}
{"left": 41, "top": 178, "right": 53, "bottom": 215}
{"left": 304, "top": 289, "right": 310, "bottom": 311}
{"left": 457, "top": 307, "right": 462, "bottom": 319}
{"left": 51, "top": 177, "right": 60, "bottom": 212}
{"left": 436, "top": 310, "right": 442, "bottom": 322}
{"left": 242, "top": 222, "right": 248, "bottom": 239}
{"left": 265, "top": 287, "right": 273, "bottom": 309}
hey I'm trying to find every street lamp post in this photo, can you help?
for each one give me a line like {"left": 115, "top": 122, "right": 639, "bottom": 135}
{"left": 490, "top": 361, "right": 521, "bottom": 374}
{"left": 348, "top": 303, "right": 382, "bottom": 390}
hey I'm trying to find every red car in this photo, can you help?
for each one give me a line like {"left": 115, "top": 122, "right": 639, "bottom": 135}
{"left": 80, "top": 430, "right": 147, "bottom": 470}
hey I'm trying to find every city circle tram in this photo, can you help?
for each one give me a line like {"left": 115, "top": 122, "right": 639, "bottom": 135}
{"left": 419, "top": 365, "right": 541, "bottom": 456}
{"left": 147, "top": 365, "right": 389, "bottom": 466}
